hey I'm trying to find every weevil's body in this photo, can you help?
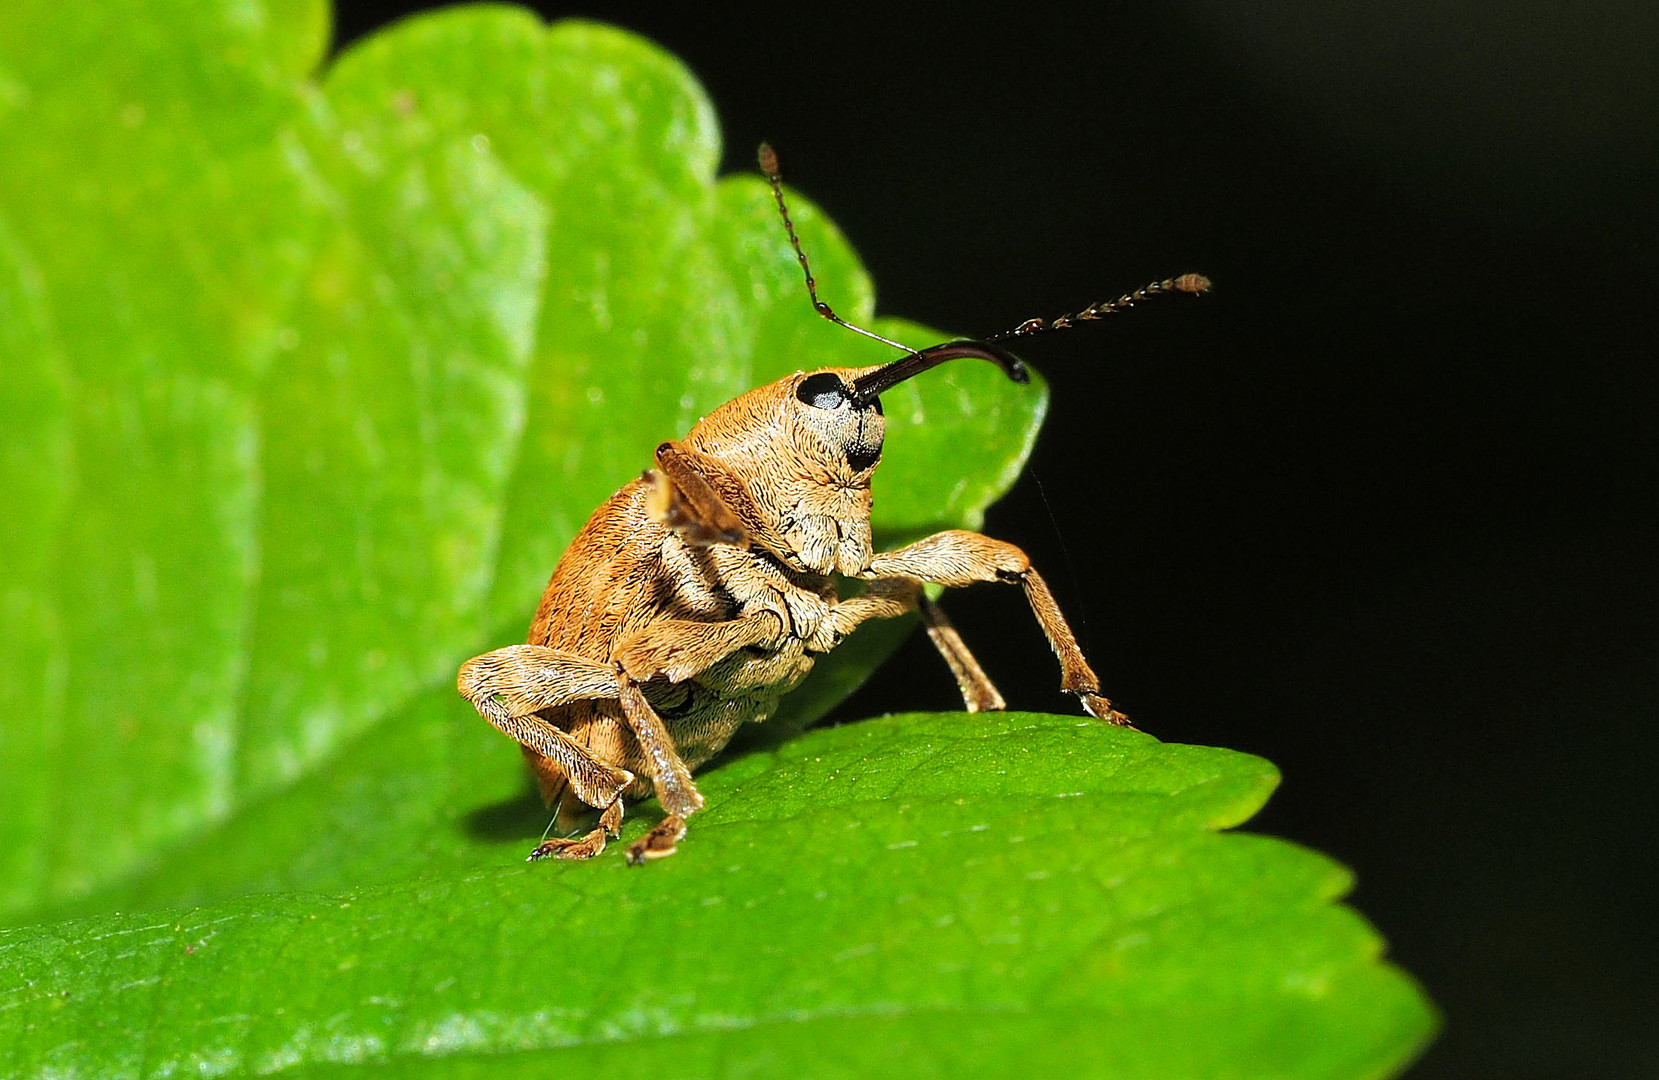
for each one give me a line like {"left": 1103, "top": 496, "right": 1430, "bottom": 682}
{"left": 522, "top": 370, "right": 877, "bottom": 801}
{"left": 525, "top": 478, "right": 820, "bottom": 788}
{"left": 457, "top": 144, "right": 1207, "bottom": 863}
{"left": 459, "top": 356, "right": 1134, "bottom": 863}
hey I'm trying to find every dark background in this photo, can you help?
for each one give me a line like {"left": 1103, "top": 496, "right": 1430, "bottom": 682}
{"left": 335, "top": 3, "right": 1657, "bottom": 1076}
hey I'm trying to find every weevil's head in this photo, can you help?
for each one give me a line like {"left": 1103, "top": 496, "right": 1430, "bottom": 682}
{"left": 678, "top": 341, "right": 1028, "bottom": 576}
{"left": 785, "top": 367, "right": 889, "bottom": 474}
{"left": 783, "top": 339, "right": 1031, "bottom": 478}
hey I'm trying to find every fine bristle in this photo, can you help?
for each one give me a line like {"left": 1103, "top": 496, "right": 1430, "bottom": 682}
{"left": 757, "top": 142, "right": 779, "bottom": 180}
{"left": 1173, "top": 273, "right": 1212, "bottom": 294}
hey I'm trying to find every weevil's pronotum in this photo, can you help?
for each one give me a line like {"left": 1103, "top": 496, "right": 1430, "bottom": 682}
{"left": 458, "top": 145, "right": 1210, "bottom": 864}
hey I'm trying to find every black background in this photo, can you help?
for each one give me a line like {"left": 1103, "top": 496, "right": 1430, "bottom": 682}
{"left": 335, "top": 3, "right": 1656, "bottom": 1076}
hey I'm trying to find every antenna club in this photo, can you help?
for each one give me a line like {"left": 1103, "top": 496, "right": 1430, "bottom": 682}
{"left": 757, "top": 143, "right": 780, "bottom": 180}
{"left": 985, "top": 271, "right": 1217, "bottom": 342}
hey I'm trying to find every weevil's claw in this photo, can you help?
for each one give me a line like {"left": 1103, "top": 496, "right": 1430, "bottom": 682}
{"left": 1079, "top": 691, "right": 1139, "bottom": 731}
{"left": 527, "top": 828, "right": 609, "bottom": 862}
{"left": 625, "top": 814, "right": 688, "bottom": 865}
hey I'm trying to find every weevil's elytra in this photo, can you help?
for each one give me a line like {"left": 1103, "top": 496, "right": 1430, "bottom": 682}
{"left": 457, "top": 145, "right": 1210, "bottom": 865}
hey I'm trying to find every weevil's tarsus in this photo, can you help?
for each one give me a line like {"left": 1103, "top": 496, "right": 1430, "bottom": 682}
{"left": 528, "top": 827, "right": 605, "bottom": 861}
{"left": 527, "top": 795, "right": 626, "bottom": 861}
{"left": 988, "top": 273, "right": 1212, "bottom": 343}
{"left": 626, "top": 814, "right": 688, "bottom": 865}
{"left": 758, "top": 142, "right": 916, "bottom": 356}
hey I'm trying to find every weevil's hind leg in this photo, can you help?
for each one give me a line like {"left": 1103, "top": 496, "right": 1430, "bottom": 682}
{"left": 530, "top": 766, "right": 617, "bottom": 835}
{"left": 458, "top": 644, "right": 619, "bottom": 718}
{"left": 457, "top": 645, "right": 639, "bottom": 859}
{"left": 919, "top": 593, "right": 1007, "bottom": 713}
{"left": 529, "top": 794, "right": 626, "bottom": 862}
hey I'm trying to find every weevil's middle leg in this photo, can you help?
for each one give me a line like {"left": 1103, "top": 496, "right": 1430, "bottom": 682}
{"left": 616, "top": 667, "right": 705, "bottom": 817}
{"left": 824, "top": 579, "right": 1008, "bottom": 713}
{"left": 612, "top": 668, "right": 705, "bottom": 865}
{"left": 918, "top": 593, "right": 1007, "bottom": 713}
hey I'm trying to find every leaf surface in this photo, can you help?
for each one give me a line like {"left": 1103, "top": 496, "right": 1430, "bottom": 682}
{"left": 0, "top": 713, "right": 1432, "bottom": 1079}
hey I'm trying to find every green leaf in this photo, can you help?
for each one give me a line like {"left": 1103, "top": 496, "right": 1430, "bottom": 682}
{"left": 1, "top": 713, "right": 1432, "bottom": 1078}
{"left": 0, "top": 3, "right": 1041, "bottom": 917}
{"left": 0, "top": 3, "right": 1434, "bottom": 1076}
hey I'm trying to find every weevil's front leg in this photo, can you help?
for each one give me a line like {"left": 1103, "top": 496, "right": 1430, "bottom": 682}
{"left": 614, "top": 610, "right": 787, "bottom": 684}
{"left": 457, "top": 645, "right": 636, "bottom": 859}
{"left": 865, "top": 530, "right": 1133, "bottom": 726}
{"left": 616, "top": 666, "right": 705, "bottom": 863}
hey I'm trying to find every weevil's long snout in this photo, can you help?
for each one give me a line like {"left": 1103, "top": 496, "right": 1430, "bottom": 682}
{"left": 848, "top": 340, "right": 1029, "bottom": 406}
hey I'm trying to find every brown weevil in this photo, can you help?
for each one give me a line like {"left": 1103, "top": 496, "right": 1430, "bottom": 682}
{"left": 457, "top": 145, "right": 1210, "bottom": 864}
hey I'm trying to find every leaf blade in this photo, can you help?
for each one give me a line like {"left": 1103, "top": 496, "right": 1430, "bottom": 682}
{"left": 0, "top": 715, "right": 1433, "bottom": 1080}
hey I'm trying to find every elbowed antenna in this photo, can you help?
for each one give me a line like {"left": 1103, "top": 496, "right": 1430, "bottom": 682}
{"left": 758, "top": 144, "right": 915, "bottom": 356}
{"left": 759, "top": 143, "right": 1033, "bottom": 405}
{"left": 758, "top": 142, "right": 1211, "bottom": 406}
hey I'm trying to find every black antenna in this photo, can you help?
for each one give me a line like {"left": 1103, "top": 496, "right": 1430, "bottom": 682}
{"left": 987, "top": 274, "right": 1212, "bottom": 343}
{"left": 758, "top": 143, "right": 1211, "bottom": 406}
{"left": 758, "top": 144, "right": 915, "bottom": 355}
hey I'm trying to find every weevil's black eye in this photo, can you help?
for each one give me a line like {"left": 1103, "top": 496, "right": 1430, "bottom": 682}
{"left": 795, "top": 372, "right": 849, "bottom": 410}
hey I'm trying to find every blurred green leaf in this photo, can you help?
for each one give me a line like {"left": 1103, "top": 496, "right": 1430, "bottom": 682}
{"left": 0, "top": 3, "right": 1433, "bottom": 1076}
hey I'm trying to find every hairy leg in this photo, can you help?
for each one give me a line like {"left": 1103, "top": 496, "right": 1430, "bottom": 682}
{"left": 865, "top": 530, "right": 1132, "bottom": 726}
